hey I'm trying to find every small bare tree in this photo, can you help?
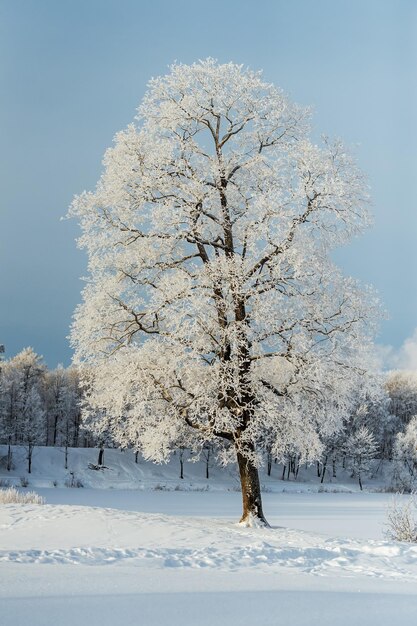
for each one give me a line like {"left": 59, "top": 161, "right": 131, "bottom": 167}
{"left": 385, "top": 496, "right": 417, "bottom": 542}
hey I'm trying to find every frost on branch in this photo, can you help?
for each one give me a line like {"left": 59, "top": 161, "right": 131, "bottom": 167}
{"left": 69, "top": 59, "right": 380, "bottom": 524}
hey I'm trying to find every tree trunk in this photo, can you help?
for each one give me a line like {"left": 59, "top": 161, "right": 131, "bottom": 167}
{"left": 321, "top": 455, "right": 328, "bottom": 484}
{"left": 205, "top": 447, "right": 210, "bottom": 479}
{"left": 73, "top": 413, "right": 80, "bottom": 447}
{"left": 28, "top": 444, "right": 33, "bottom": 474}
{"left": 53, "top": 414, "right": 58, "bottom": 445}
{"left": 236, "top": 450, "right": 269, "bottom": 527}
{"left": 7, "top": 442, "right": 12, "bottom": 471}
{"left": 98, "top": 447, "right": 104, "bottom": 466}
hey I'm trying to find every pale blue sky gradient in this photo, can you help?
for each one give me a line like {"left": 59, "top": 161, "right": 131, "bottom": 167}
{"left": 1, "top": 0, "right": 416, "bottom": 366}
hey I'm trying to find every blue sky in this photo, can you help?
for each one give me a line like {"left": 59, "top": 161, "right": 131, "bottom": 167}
{"left": 0, "top": 0, "right": 416, "bottom": 367}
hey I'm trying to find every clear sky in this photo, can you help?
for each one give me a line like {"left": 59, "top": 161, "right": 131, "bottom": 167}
{"left": 1, "top": 0, "right": 416, "bottom": 367}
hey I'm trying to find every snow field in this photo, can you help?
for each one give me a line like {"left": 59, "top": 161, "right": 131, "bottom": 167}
{"left": 2, "top": 497, "right": 417, "bottom": 626}
{"left": 1, "top": 502, "right": 417, "bottom": 580}
{"left": 2, "top": 447, "right": 417, "bottom": 625}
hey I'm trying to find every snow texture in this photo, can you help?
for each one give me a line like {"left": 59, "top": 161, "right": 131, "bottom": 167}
{"left": 1, "top": 446, "right": 417, "bottom": 625}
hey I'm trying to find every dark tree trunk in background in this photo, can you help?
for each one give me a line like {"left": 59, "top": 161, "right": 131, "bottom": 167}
{"left": 179, "top": 448, "right": 184, "bottom": 480}
{"left": 98, "top": 447, "right": 104, "bottom": 466}
{"left": 53, "top": 414, "right": 59, "bottom": 446}
{"left": 321, "top": 455, "right": 328, "bottom": 484}
{"left": 73, "top": 412, "right": 81, "bottom": 447}
{"left": 7, "top": 441, "right": 12, "bottom": 471}
{"left": 267, "top": 452, "right": 272, "bottom": 477}
{"left": 205, "top": 447, "right": 210, "bottom": 479}
{"left": 27, "top": 444, "right": 33, "bottom": 474}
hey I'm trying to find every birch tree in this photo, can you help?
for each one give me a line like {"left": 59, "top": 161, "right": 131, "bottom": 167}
{"left": 70, "top": 60, "right": 379, "bottom": 526}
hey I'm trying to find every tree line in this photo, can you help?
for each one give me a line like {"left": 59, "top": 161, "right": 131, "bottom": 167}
{"left": 0, "top": 347, "right": 82, "bottom": 472}
{"left": 1, "top": 346, "right": 417, "bottom": 491}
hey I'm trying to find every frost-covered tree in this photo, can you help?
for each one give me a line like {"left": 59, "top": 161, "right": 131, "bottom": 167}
{"left": 394, "top": 416, "right": 417, "bottom": 478}
{"left": 65, "top": 367, "right": 83, "bottom": 448}
{"left": 0, "top": 360, "right": 23, "bottom": 470}
{"left": 45, "top": 366, "right": 81, "bottom": 467}
{"left": 45, "top": 365, "right": 68, "bottom": 446}
{"left": 345, "top": 426, "right": 378, "bottom": 490}
{"left": 70, "top": 60, "right": 379, "bottom": 526}
{"left": 335, "top": 374, "right": 395, "bottom": 470}
{"left": 0, "top": 348, "right": 46, "bottom": 473}
{"left": 21, "top": 386, "right": 45, "bottom": 473}
{"left": 386, "top": 371, "right": 417, "bottom": 427}
{"left": 77, "top": 371, "right": 115, "bottom": 465}
{"left": 14, "top": 348, "right": 46, "bottom": 473}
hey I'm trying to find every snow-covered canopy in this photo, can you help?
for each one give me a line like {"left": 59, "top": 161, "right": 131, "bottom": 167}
{"left": 70, "top": 59, "right": 380, "bottom": 465}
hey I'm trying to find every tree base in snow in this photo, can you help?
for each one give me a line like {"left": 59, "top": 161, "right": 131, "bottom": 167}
{"left": 238, "top": 512, "right": 270, "bottom": 528}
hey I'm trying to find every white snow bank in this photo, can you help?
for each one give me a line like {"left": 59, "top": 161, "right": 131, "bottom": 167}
{"left": 2, "top": 446, "right": 416, "bottom": 625}
{"left": 1, "top": 503, "right": 417, "bottom": 582}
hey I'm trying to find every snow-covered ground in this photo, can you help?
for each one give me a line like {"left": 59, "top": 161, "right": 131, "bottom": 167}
{"left": 1, "top": 447, "right": 417, "bottom": 625}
